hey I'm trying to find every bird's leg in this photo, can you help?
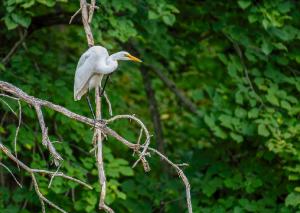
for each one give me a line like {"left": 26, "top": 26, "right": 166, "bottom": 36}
{"left": 86, "top": 91, "right": 96, "bottom": 122}
{"left": 100, "top": 74, "right": 110, "bottom": 97}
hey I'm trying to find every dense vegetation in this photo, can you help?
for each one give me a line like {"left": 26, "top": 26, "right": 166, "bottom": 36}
{"left": 1, "top": 0, "right": 300, "bottom": 212}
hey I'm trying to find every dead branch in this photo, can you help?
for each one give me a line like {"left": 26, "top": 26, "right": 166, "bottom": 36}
{"left": 80, "top": 0, "right": 94, "bottom": 47}
{"left": 106, "top": 114, "right": 151, "bottom": 171}
{"left": 0, "top": 142, "right": 91, "bottom": 213}
{"left": 150, "top": 66, "right": 200, "bottom": 116}
{"left": 141, "top": 67, "right": 165, "bottom": 154}
{"left": 34, "top": 105, "right": 63, "bottom": 166}
{"left": 2, "top": 29, "right": 28, "bottom": 65}
{"left": 0, "top": 0, "right": 193, "bottom": 211}
{"left": 0, "top": 161, "right": 22, "bottom": 187}
{"left": 145, "top": 147, "right": 193, "bottom": 213}
{"left": 13, "top": 100, "right": 22, "bottom": 158}
{"left": 88, "top": 0, "right": 96, "bottom": 23}
{"left": 103, "top": 91, "right": 113, "bottom": 116}
{"left": 224, "top": 34, "right": 265, "bottom": 107}
{"left": 0, "top": 80, "right": 192, "bottom": 212}
{"left": 69, "top": 7, "right": 82, "bottom": 24}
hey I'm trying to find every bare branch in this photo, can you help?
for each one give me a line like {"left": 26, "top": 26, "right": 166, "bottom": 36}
{"left": 88, "top": 0, "right": 96, "bottom": 23}
{"left": 0, "top": 161, "right": 22, "bottom": 187}
{"left": 145, "top": 147, "right": 193, "bottom": 213}
{"left": 69, "top": 7, "right": 82, "bottom": 24}
{"left": 106, "top": 114, "right": 151, "bottom": 171}
{"left": 103, "top": 91, "right": 113, "bottom": 116}
{"left": 80, "top": 0, "right": 94, "bottom": 47}
{"left": 224, "top": 34, "right": 265, "bottom": 107}
{"left": 0, "top": 97, "right": 17, "bottom": 117}
{"left": 2, "top": 30, "right": 28, "bottom": 65}
{"left": 32, "top": 169, "right": 92, "bottom": 189}
{"left": 0, "top": 79, "right": 192, "bottom": 212}
{"left": 0, "top": 142, "right": 92, "bottom": 213}
{"left": 141, "top": 67, "right": 165, "bottom": 154}
{"left": 34, "top": 105, "right": 63, "bottom": 166}
{"left": 14, "top": 100, "right": 22, "bottom": 158}
{"left": 0, "top": 0, "right": 193, "bottom": 210}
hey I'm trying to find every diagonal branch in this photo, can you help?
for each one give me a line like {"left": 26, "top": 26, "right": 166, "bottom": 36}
{"left": 34, "top": 105, "right": 63, "bottom": 166}
{"left": 0, "top": 79, "right": 192, "bottom": 212}
{"left": 0, "top": 142, "right": 91, "bottom": 213}
{"left": 150, "top": 66, "right": 200, "bottom": 115}
{"left": 141, "top": 67, "right": 165, "bottom": 154}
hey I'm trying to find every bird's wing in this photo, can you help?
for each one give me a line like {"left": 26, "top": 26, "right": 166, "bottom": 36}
{"left": 76, "top": 50, "right": 90, "bottom": 70}
{"left": 74, "top": 50, "right": 95, "bottom": 101}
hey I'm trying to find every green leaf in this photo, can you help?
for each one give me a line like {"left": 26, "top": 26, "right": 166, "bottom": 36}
{"left": 235, "top": 91, "right": 244, "bottom": 105}
{"left": 230, "top": 132, "right": 243, "bottom": 143}
{"left": 202, "top": 177, "right": 223, "bottom": 197}
{"left": 273, "top": 42, "right": 288, "bottom": 51}
{"left": 22, "top": 0, "right": 35, "bottom": 8}
{"left": 261, "top": 40, "right": 273, "bottom": 55}
{"left": 219, "top": 114, "right": 233, "bottom": 129}
{"left": 285, "top": 192, "right": 300, "bottom": 207}
{"left": 0, "top": 63, "right": 5, "bottom": 71}
{"left": 258, "top": 124, "right": 270, "bottom": 137}
{"left": 11, "top": 13, "right": 31, "bottom": 28}
{"left": 235, "top": 108, "right": 247, "bottom": 118}
{"left": 238, "top": 0, "right": 251, "bottom": 9}
{"left": 119, "top": 167, "right": 134, "bottom": 176}
{"left": 281, "top": 100, "right": 291, "bottom": 110}
{"left": 266, "top": 93, "right": 279, "bottom": 106}
{"left": 278, "top": 2, "right": 292, "bottom": 13}
{"left": 214, "top": 127, "right": 227, "bottom": 139}
{"left": 204, "top": 115, "right": 215, "bottom": 128}
{"left": 162, "top": 14, "right": 176, "bottom": 26}
{"left": 36, "top": 0, "right": 55, "bottom": 7}
{"left": 248, "top": 108, "right": 259, "bottom": 119}
{"left": 148, "top": 11, "right": 159, "bottom": 19}
{"left": 4, "top": 16, "right": 18, "bottom": 30}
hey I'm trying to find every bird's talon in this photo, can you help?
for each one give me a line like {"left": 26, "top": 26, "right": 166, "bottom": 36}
{"left": 94, "top": 119, "right": 107, "bottom": 126}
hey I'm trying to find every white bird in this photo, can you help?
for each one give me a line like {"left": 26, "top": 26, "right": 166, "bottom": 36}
{"left": 74, "top": 45, "right": 142, "bottom": 101}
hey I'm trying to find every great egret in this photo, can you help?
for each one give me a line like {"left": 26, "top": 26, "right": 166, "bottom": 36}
{"left": 74, "top": 45, "right": 142, "bottom": 119}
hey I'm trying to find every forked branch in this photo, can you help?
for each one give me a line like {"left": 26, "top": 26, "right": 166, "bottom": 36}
{"left": 0, "top": 80, "right": 192, "bottom": 213}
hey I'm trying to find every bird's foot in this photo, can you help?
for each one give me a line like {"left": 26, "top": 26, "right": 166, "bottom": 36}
{"left": 93, "top": 119, "right": 107, "bottom": 128}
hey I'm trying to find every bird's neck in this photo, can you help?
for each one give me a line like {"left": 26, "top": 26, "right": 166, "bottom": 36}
{"left": 96, "top": 54, "right": 118, "bottom": 74}
{"left": 108, "top": 52, "right": 122, "bottom": 61}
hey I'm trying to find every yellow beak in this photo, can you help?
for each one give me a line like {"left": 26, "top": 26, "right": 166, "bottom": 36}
{"left": 126, "top": 54, "right": 142, "bottom": 63}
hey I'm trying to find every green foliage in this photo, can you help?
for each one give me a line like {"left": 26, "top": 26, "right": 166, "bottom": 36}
{"left": 1, "top": 0, "right": 300, "bottom": 212}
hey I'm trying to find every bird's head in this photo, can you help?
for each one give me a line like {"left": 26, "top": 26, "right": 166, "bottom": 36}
{"left": 114, "top": 51, "right": 142, "bottom": 63}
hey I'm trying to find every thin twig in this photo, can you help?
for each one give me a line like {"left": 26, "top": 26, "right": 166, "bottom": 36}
{"left": 32, "top": 169, "right": 92, "bottom": 189}
{"left": 0, "top": 161, "right": 22, "bottom": 187}
{"left": 88, "top": 0, "right": 96, "bottom": 23}
{"left": 0, "top": 79, "right": 192, "bottom": 212}
{"left": 34, "top": 105, "right": 63, "bottom": 166}
{"left": 145, "top": 147, "right": 192, "bottom": 213}
{"left": 133, "top": 128, "right": 143, "bottom": 156}
{"left": 48, "top": 164, "right": 61, "bottom": 188}
{"left": 69, "top": 7, "right": 82, "bottom": 24}
{"left": 225, "top": 34, "right": 265, "bottom": 107}
{"left": 106, "top": 114, "right": 151, "bottom": 171}
{"left": 0, "top": 142, "right": 92, "bottom": 213}
{"left": 103, "top": 91, "right": 113, "bottom": 116}
{"left": 2, "top": 30, "right": 28, "bottom": 65}
{"left": 14, "top": 100, "right": 22, "bottom": 159}
{"left": 0, "top": 97, "right": 17, "bottom": 116}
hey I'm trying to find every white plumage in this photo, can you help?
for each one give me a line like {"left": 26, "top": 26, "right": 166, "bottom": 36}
{"left": 74, "top": 45, "right": 141, "bottom": 101}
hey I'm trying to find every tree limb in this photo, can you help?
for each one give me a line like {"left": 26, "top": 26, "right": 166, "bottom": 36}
{"left": 0, "top": 79, "right": 192, "bottom": 212}
{"left": 141, "top": 67, "right": 165, "bottom": 154}
{"left": 150, "top": 66, "right": 200, "bottom": 115}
